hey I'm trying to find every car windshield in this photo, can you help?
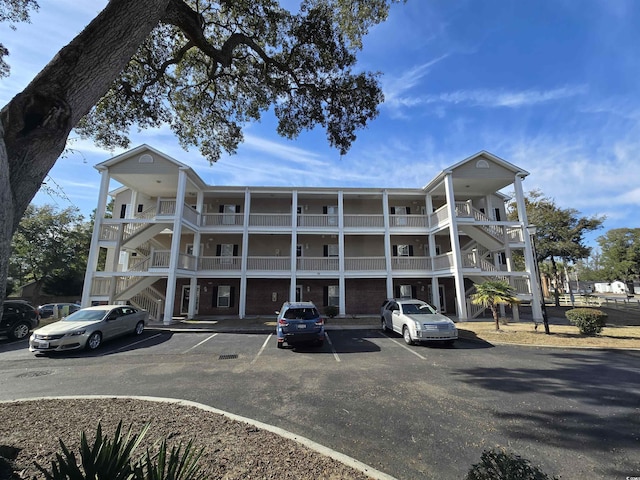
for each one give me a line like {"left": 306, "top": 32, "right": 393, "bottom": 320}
{"left": 62, "top": 309, "right": 108, "bottom": 322}
{"left": 283, "top": 308, "right": 319, "bottom": 320}
{"left": 402, "top": 303, "right": 436, "bottom": 315}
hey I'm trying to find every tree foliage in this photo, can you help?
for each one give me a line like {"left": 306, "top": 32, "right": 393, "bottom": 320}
{"left": 509, "top": 190, "right": 604, "bottom": 305}
{"left": 0, "top": 0, "right": 404, "bottom": 319}
{"left": 9, "top": 204, "right": 91, "bottom": 299}
{"left": 596, "top": 228, "right": 640, "bottom": 283}
{"left": 470, "top": 280, "right": 519, "bottom": 331}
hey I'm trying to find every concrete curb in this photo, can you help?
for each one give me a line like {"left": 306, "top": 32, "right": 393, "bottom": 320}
{"left": 1, "top": 395, "right": 397, "bottom": 480}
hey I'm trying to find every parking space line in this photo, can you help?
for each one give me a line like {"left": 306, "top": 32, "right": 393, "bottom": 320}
{"left": 181, "top": 333, "right": 218, "bottom": 354}
{"left": 384, "top": 334, "right": 427, "bottom": 360}
{"left": 324, "top": 332, "right": 341, "bottom": 362}
{"left": 251, "top": 334, "right": 272, "bottom": 364}
{"left": 115, "top": 333, "right": 164, "bottom": 352}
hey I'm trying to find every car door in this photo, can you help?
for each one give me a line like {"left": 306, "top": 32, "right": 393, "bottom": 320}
{"left": 103, "top": 308, "right": 126, "bottom": 340}
{"left": 385, "top": 302, "right": 401, "bottom": 334}
{"left": 119, "top": 307, "right": 139, "bottom": 333}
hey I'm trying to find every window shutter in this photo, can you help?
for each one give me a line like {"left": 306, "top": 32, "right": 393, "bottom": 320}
{"left": 233, "top": 245, "right": 239, "bottom": 256}
{"left": 395, "top": 286, "right": 401, "bottom": 298}
{"left": 406, "top": 207, "right": 411, "bottom": 214}
{"left": 214, "top": 286, "right": 219, "bottom": 307}
{"left": 409, "top": 245, "right": 414, "bottom": 256}
{"left": 216, "top": 245, "right": 221, "bottom": 256}
{"left": 230, "top": 286, "right": 235, "bottom": 307}
{"left": 390, "top": 207, "right": 396, "bottom": 214}
{"left": 219, "top": 205, "right": 224, "bottom": 213}
{"left": 236, "top": 205, "right": 241, "bottom": 214}
{"left": 393, "top": 245, "right": 398, "bottom": 256}
{"left": 412, "top": 286, "right": 417, "bottom": 298}
{"left": 323, "top": 206, "right": 328, "bottom": 214}
{"left": 323, "top": 245, "right": 328, "bottom": 257}
{"left": 323, "top": 286, "right": 328, "bottom": 306}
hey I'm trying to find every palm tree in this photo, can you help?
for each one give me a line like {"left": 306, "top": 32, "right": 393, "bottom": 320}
{"left": 470, "top": 280, "right": 520, "bottom": 331}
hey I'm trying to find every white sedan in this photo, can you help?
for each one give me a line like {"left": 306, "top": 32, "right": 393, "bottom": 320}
{"left": 381, "top": 299, "right": 457, "bottom": 346}
{"left": 29, "top": 305, "right": 148, "bottom": 353}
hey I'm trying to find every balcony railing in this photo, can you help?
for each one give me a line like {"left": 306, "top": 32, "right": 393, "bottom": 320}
{"left": 297, "top": 257, "right": 340, "bottom": 270}
{"left": 99, "top": 224, "right": 120, "bottom": 241}
{"left": 343, "top": 214, "right": 384, "bottom": 228}
{"left": 201, "top": 213, "right": 244, "bottom": 226}
{"left": 297, "top": 214, "right": 339, "bottom": 228}
{"left": 250, "top": 213, "right": 291, "bottom": 227}
{"left": 199, "top": 256, "right": 242, "bottom": 270}
{"left": 344, "top": 257, "right": 386, "bottom": 270}
{"left": 506, "top": 226, "right": 524, "bottom": 243}
{"left": 246, "top": 256, "right": 291, "bottom": 270}
{"left": 432, "top": 253, "right": 454, "bottom": 270}
{"left": 90, "top": 277, "right": 111, "bottom": 296}
{"left": 390, "top": 256, "right": 432, "bottom": 270}
{"left": 389, "top": 215, "right": 426, "bottom": 228}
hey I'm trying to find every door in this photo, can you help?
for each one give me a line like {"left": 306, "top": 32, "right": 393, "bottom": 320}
{"left": 295, "top": 286, "right": 303, "bottom": 302}
{"left": 181, "top": 286, "right": 200, "bottom": 315}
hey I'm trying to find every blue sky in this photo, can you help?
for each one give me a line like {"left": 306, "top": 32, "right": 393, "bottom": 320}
{"left": 1, "top": 0, "right": 639, "bottom": 249}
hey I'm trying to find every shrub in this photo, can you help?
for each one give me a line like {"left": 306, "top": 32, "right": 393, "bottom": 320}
{"left": 35, "top": 421, "right": 204, "bottom": 480}
{"left": 324, "top": 305, "right": 338, "bottom": 318}
{"left": 565, "top": 308, "right": 607, "bottom": 335}
{"left": 466, "top": 448, "right": 558, "bottom": 480}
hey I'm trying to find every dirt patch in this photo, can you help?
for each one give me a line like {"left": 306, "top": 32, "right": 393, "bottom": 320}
{"left": 0, "top": 398, "right": 374, "bottom": 479}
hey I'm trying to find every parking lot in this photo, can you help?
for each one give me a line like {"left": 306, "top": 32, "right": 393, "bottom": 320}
{"left": 1, "top": 327, "right": 639, "bottom": 479}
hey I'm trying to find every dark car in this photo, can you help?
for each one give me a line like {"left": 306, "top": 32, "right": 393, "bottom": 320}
{"left": 275, "top": 301, "right": 325, "bottom": 348}
{"left": 37, "top": 303, "right": 81, "bottom": 319}
{"left": 1, "top": 300, "right": 40, "bottom": 340}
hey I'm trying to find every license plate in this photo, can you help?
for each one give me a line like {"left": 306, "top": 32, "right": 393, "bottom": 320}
{"left": 297, "top": 324, "right": 307, "bottom": 329}
{"left": 37, "top": 341, "right": 50, "bottom": 348}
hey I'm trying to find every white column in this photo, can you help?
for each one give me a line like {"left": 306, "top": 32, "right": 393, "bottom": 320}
{"left": 514, "top": 174, "right": 543, "bottom": 323}
{"left": 82, "top": 168, "right": 111, "bottom": 307}
{"left": 338, "top": 191, "right": 345, "bottom": 317}
{"left": 382, "top": 190, "right": 393, "bottom": 298}
{"left": 239, "top": 188, "right": 251, "bottom": 318}
{"left": 187, "top": 277, "right": 198, "bottom": 318}
{"left": 430, "top": 278, "right": 441, "bottom": 312}
{"left": 289, "top": 191, "right": 298, "bottom": 301}
{"left": 163, "top": 169, "right": 188, "bottom": 325}
{"left": 444, "top": 173, "right": 468, "bottom": 320}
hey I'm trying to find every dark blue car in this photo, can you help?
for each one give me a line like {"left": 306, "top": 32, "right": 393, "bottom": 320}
{"left": 276, "top": 301, "right": 325, "bottom": 348}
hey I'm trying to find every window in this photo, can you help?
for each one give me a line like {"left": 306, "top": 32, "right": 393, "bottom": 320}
{"left": 217, "top": 244, "right": 237, "bottom": 264}
{"left": 324, "top": 244, "right": 339, "bottom": 257}
{"left": 119, "top": 204, "right": 127, "bottom": 219}
{"left": 327, "top": 285, "right": 339, "bottom": 307}
{"left": 399, "top": 285, "right": 413, "bottom": 299}
{"left": 137, "top": 204, "right": 144, "bottom": 213}
{"left": 220, "top": 204, "right": 240, "bottom": 225}
{"left": 391, "top": 206, "right": 409, "bottom": 226}
{"left": 494, "top": 208, "right": 501, "bottom": 221}
{"left": 216, "top": 285, "right": 234, "bottom": 308}
{"left": 393, "top": 244, "right": 413, "bottom": 256}
{"left": 323, "top": 206, "right": 338, "bottom": 226}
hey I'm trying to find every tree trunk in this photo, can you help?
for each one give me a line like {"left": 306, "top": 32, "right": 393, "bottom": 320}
{"left": 0, "top": 0, "right": 172, "bottom": 319}
{"left": 491, "top": 304, "right": 500, "bottom": 330}
{"left": 550, "top": 257, "right": 560, "bottom": 307}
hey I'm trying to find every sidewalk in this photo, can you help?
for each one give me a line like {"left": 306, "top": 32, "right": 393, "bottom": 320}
{"left": 146, "top": 316, "right": 380, "bottom": 334}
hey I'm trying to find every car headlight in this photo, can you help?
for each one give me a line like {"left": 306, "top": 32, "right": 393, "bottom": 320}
{"left": 414, "top": 320, "right": 421, "bottom": 330}
{"left": 67, "top": 330, "right": 86, "bottom": 336}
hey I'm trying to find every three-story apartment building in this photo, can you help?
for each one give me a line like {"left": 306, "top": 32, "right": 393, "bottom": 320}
{"left": 81, "top": 145, "right": 543, "bottom": 324}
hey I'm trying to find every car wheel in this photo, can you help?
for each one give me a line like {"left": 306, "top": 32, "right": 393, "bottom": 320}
{"left": 86, "top": 332, "right": 102, "bottom": 350}
{"left": 381, "top": 318, "right": 388, "bottom": 332}
{"left": 403, "top": 326, "right": 413, "bottom": 345}
{"left": 315, "top": 339, "right": 324, "bottom": 347}
{"left": 276, "top": 341, "right": 284, "bottom": 349}
{"left": 9, "top": 322, "right": 30, "bottom": 340}
{"left": 134, "top": 321, "right": 145, "bottom": 335}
